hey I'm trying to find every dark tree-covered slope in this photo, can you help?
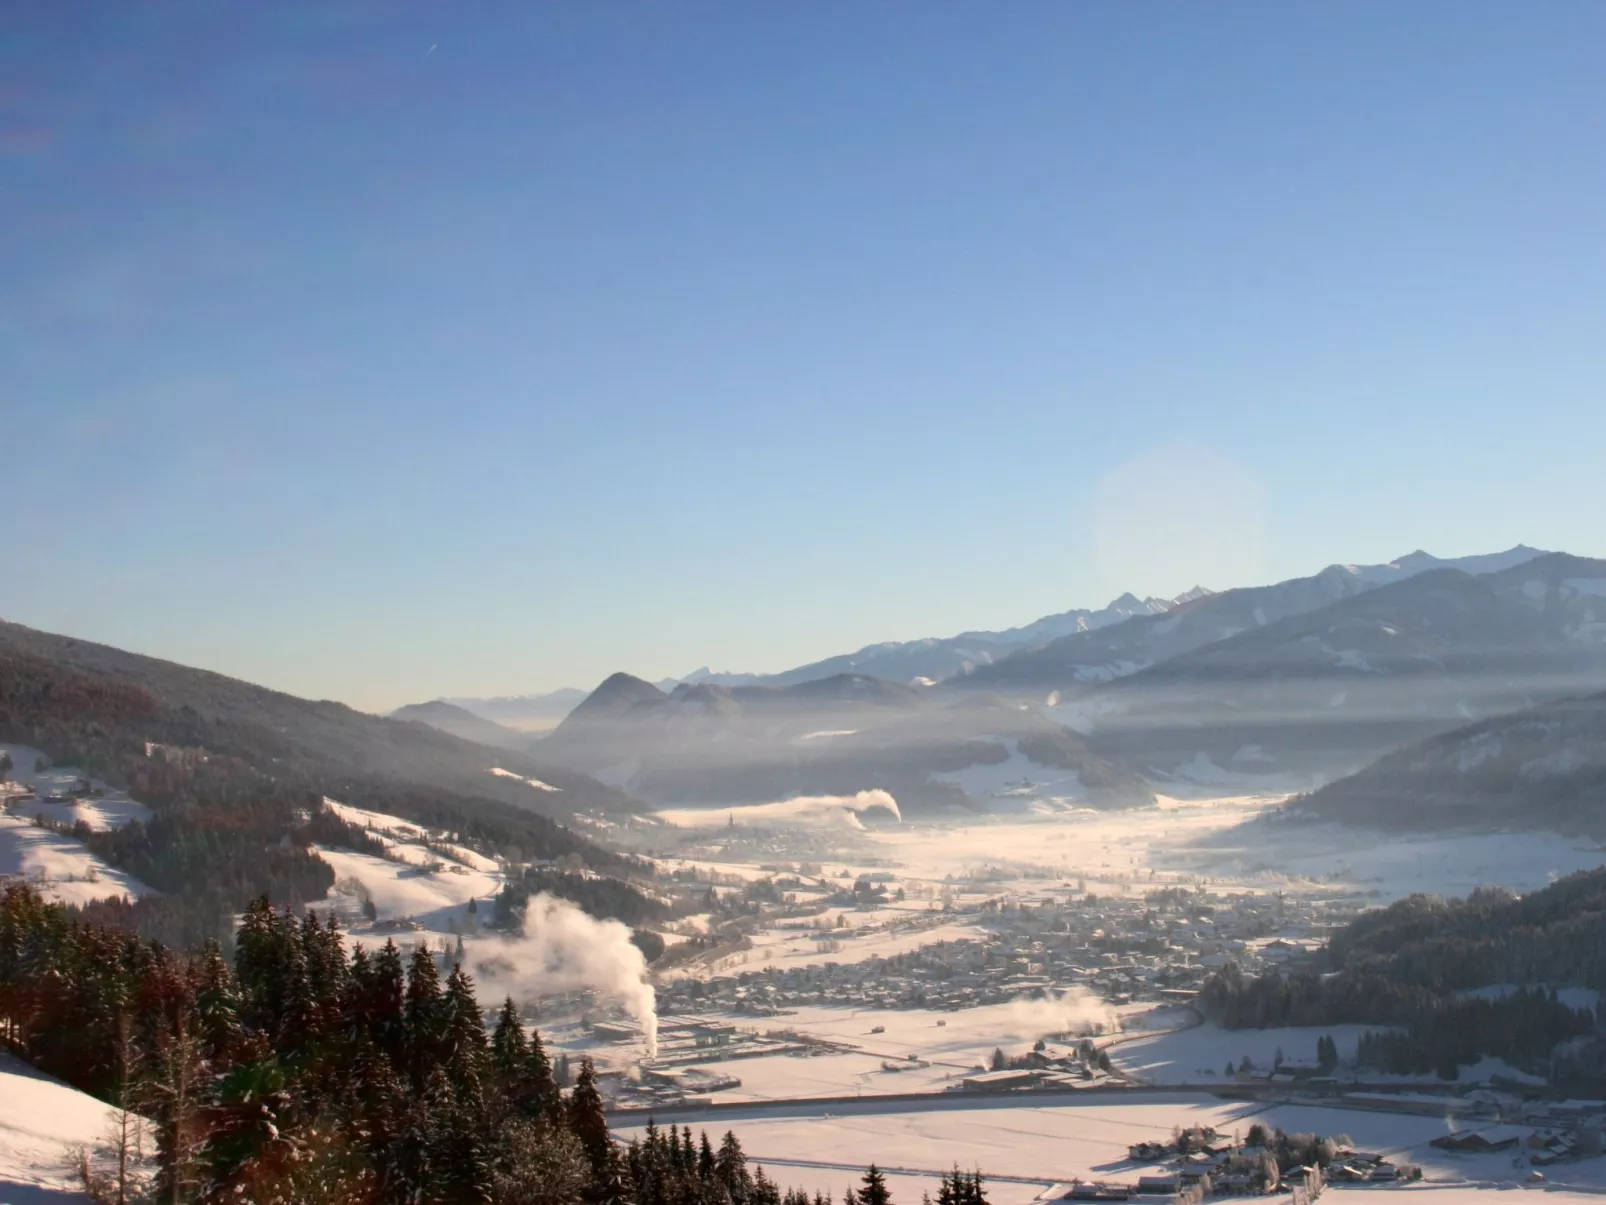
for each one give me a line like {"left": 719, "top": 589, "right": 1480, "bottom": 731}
{"left": 1298, "top": 688, "right": 1606, "bottom": 831}
{"left": 0, "top": 619, "right": 640, "bottom": 818}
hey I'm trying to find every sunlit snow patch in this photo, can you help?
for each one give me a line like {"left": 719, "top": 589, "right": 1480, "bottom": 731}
{"left": 490, "top": 767, "right": 560, "bottom": 791}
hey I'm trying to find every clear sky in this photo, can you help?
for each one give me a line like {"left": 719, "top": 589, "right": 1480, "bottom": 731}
{"left": 4, "top": 3, "right": 1605, "bottom": 711}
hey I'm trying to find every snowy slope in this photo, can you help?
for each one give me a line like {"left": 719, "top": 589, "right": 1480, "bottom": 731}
{"left": 1, "top": 743, "right": 151, "bottom": 830}
{"left": 0, "top": 816, "right": 154, "bottom": 905}
{"left": 0, "top": 1053, "right": 152, "bottom": 1204}
{"left": 315, "top": 798, "right": 504, "bottom": 933}
{"left": 1, "top": 744, "right": 154, "bottom": 904}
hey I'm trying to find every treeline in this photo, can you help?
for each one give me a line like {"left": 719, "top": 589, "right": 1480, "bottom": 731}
{"left": 1326, "top": 871, "right": 1606, "bottom": 992}
{"left": 2, "top": 882, "right": 907, "bottom": 1205}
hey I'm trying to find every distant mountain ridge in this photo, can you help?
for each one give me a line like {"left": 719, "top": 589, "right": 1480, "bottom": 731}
{"left": 401, "top": 543, "right": 1598, "bottom": 817}
{"left": 540, "top": 671, "right": 1152, "bottom": 813}
{"left": 739, "top": 586, "right": 1215, "bottom": 688}
{"left": 961, "top": 545, "right": 1549, "bottom": 692}
{"left": 429, "top": 585, "right": 1217, "bottom": 729}
{"left": 1081, "top": 551, "right": 1606, "bottom": 782}
{"left": 388, "top": 700, "right": 532, "bottom": 751}
{"left": 438, "top": 688, "right": 590, "bottom": 733}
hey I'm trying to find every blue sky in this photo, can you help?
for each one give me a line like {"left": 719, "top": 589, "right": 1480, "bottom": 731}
{"left": 4, "top": 3, "right": 1605, "bottom": 710}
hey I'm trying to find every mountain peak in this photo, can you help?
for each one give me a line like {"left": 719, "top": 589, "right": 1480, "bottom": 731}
{"left": 564, "top": 672, "right": 668, "bottom": 726}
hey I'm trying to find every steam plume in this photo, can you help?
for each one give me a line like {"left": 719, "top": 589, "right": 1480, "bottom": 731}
{"left": 1003, "top": 988, "right": 1118, "bottom": 1040}
{"left": 477, "top": 893, "right": 658, "bottom": 1057}
{"left": 660, "top": 790, "right": 901, "bottom": 829}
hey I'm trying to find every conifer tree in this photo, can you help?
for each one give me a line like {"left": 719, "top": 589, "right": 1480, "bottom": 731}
{"left": 526, "top": 1023, "right": 559, "bottom": 1116}
{"left": 193, "top": 938, "right": 242, "bottom": 1063}
{"left": 404, "top": 944, "right": 445, "bottom": 1091}
{"left": 568, "top": 1057, "right": 612, "bottom": 1178}
{"left": 492, "top": 996, "right": 529, "bottom": 1078}
{"left": 368, "top": 940, "right": 408, "bottom": 1071}
{"left": 492, "top": 1116, "right": 589, "bottom": 1205}
{"left": 861, "top": 1164, "right": 892, "bottom": 1205}
{"left": 435, "top": 967, "right": 494, "bottom": 1204}
{"left": 279, "top": 935, "right": 319, "bottom": 1057}
{"left": 442, "top": 966, "right": 488, "bottom": 1086}
{"left": 716, "top": 1130, "right": 751, "bottom": 1205}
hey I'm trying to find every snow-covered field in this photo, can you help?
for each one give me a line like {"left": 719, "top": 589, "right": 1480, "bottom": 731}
{"left": 1111, "top": 1022, "right": 1378, "bottom": 1083}
{"left": 0, "top": 743, "right": 154, "bottom": 905}
{"left": 0, "top": 815, "right": 153, "bottom": 905}
{"left": 315, "top": 844, "right": 498, "bottom": 929}
{"left": 730, "top": 918, "right": 994, "bottom": 974}
{"left": 932, "top": 745, "right": 1090, "bottom": 812}
{"left": 0, "top": 1053, "right": 153, "bottom": 1204}
{"left": 0, "top": 743, "right": 150, "bottom": 828}
{"left": 314, "top": 797, "right": 508, "bottom": 941}
{"left": 700, "top": 1051, "right": 964, "bottom": 1100}
{"left": 620, "top": 1095, "right": 1606, "bottom": 1204}
{"left": 761, "top": 999, "right": 1122, "bottom": 1063}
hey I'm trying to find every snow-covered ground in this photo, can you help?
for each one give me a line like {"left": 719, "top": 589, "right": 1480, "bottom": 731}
{"left": 620, "top": 1095, "right": 1606, "bottom": 1205}
{"left": 490, "top": 766, "right": 561, "bottom": 792}
{"left": 0, "top": 815, "right": 153, "bottom": 906}
{"left": 1, "top": 743, "right": 151, "bottom": 831}
{"left": 1111, "top": 1022, "right": 1379, "bottom": 1083}
{"left": 0, "top": 1053, "right": 153, "bottom": 1204}
{"left": 728, "top": 918, "right": 994, "bottom": 975}
{"left": 591, "top": 996, "right": 1135, "bottom": 1090}
{"left": 932, "top": 744, "right": 1090, "bottom": 811}
{"left": 0, "top": 744, "right": 153, "bottom": 905}
{"left": 701, "top": 1051, "right": 965, "bottom": 1100}
{"left": 323, "top": 798, "right": 431, "bottom": 840}
{"left": 315, "top": 844, "right": 498, "bottom": 930}
{"left": 314, "top": 798, "right": 505, "bottom": 935}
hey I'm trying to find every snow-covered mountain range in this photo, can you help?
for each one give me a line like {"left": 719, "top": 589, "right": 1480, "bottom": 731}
{"left": 404, "top": 544, "right": 1606, "bottom": 817}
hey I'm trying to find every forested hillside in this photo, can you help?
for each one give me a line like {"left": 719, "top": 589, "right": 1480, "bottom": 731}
{"left": 0, "top": 625, "right": 646, "bottom": 946}
{"left": 1298, "top": 689, "right": 1606, "bottom": 831}
{"left": 1199, "top": 868, "right": 1606, "bottom": 1079}
{"left": 0, "top": 620, "right": 639, "bottom": 817}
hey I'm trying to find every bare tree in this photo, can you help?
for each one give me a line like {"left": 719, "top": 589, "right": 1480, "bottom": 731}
{"left": 77, "top": 1011, "right": 148, "bottom": 1205}
{"left": 149, "top": 1010, "right": 207, "bottom": 1205}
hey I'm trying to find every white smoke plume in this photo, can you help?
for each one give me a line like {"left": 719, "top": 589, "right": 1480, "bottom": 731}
{"left": 1002, "top": 988, "right": 1119, "bottom": 1041}
{"left": 475, "top": 893, "right": 658, "bottom": 1057}
{"left": 659, "top": 790, "right": 901, "bottom": 830}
